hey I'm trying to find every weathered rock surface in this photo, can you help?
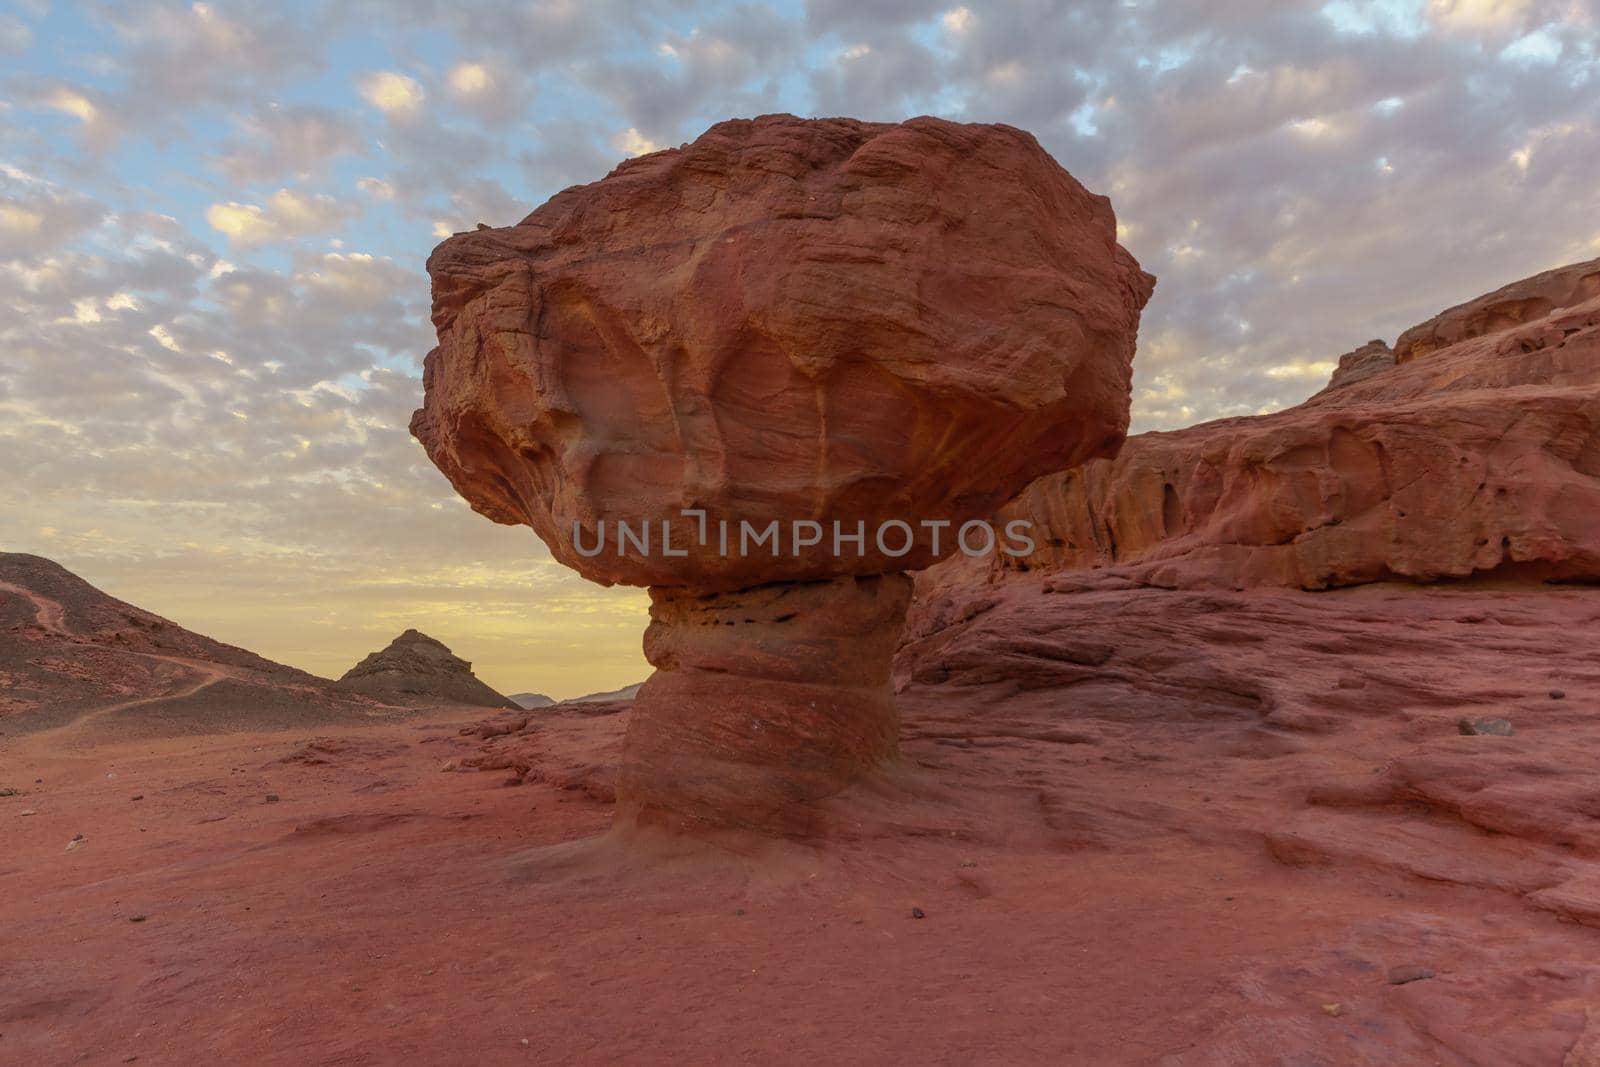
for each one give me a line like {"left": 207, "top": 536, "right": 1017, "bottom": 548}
{"left": 412, "top": 113, "right": 1153, "bottom": 589}
{"left": 11, "top": 573, "right": 1596, "bottom": 1065}
{"left": 412, "top": 114, "right": 1151, "bottom": 831}
{"left": 1313, "top": 338, "right": 1394, "bottom": 395}
{"left": 943, "top": 260, "right": 1600, "bottom": 592}
{"left": 1394, "top": 254, "right": 1600, "bottom": 364}
{"left": 0, "top": 553, "right": 383, "bottom": 734}
{"left": 337, "top": 629, "right": 516, "bottom": 709}
{"left": 619, "top": 574, "right": 912, "bottom": 834}
{"left": 897, "top": 575, "right": 1600, "bottom": 1067}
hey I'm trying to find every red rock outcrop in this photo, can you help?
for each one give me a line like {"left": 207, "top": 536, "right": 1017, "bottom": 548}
{"left": 1393, "top": 254, "right": 1600, "bottom": 364}
{"left": 940, "top": 261, "right": 1600, "bottom": 593}
{"left": 411, "top": 114, "right": 1152, "bottom": 831}
{"left": 622, "top": 574, "right": 911, "bottom": 834}
{"left": 1312, "top": 338, "right": 1393, "bottom": 396}
{"left": 412, "top": 114, "right": 1154, "bottom": 590}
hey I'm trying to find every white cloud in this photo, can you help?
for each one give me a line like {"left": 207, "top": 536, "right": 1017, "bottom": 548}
{"left": 1427, "top": 0, "right": 1533, "bottom": 32}
{"left": 612, "top": 127, "right": 662, "bottom": 157}
{"left": 986, "top": 60, "right": 1023, "bottom": 86}
{"left": 148, "top": 323, "right": 181, "bottom": 351}
{"left": 214, "top": 105, "right": 362, "bottom": 182}
{"left": 0, "top": 13, "right": 33, "bottom": 54}
{"left": 356, "top": 176, "right": 396, "bottom": 200}
{"left": 0, "top": 163, "right": 43, "bottom": 184}
{"left": 205, "top": 189, "right": 355, "bottom": 247}
{"left": 942, "top": 7, "right": 974, "bottom": 34}
{"left": 447, "top": 61, "right": 492, "bottom": 97}
{"left": 1265, "top": 360, "right": 1339, "bottom": 380}
{"left": 1288, "top": 117, "right": 1334, "bottom": 138}
{"left": 43, "top": 86, "right": 99, "bottom": 124}
{"left": 0, "top": 203, "right": 45, "bottom": 237}
{"left": 51, "top": 296, "right": 102, "bottom": 325}
{"left": 440, "top": 57, "right": 531, "bottom": 125}
{"left": 293, "top": 252, "right": 411, "bottom": 307}
{"left": 0, "top": 172, "right": 105, "bottom": 258}
{"left": 358, "top": 71, "right": 426, "bottom": 118}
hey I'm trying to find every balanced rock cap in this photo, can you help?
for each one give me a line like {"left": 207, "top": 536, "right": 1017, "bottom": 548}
{"left": 412, "top": 113, "right": 1155, "bottom": 590}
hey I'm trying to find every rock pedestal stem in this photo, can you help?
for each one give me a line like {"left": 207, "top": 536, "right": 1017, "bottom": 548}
{"left": 617, "top": 574, "right": 912, "bottom": 835}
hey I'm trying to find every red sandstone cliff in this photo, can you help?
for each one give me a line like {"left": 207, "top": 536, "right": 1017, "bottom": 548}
{"left": 929, "top": 256, "right": 1600, "bottom": 595}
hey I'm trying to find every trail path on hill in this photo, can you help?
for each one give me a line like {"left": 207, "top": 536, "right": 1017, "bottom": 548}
{"left": 65, "top": 657, "right": 235, "bottom": 730}
{"left": 0, "top": 578, "right": 70, "bottom": 634}
{"left": 1, "top": 581, "right": 241, "bottom": 732}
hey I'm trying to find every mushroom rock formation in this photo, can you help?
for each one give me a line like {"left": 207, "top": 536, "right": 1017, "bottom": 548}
{"left": 412, "top": 114, "right": 1154, "bottom": 833}
{"left": 934, "top": 260, "right": 1600, "bottom": 596}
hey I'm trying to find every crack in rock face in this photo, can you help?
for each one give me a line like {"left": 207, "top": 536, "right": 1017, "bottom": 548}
{"left": 412, "top": 113, "right": 1153, "bottom": 833}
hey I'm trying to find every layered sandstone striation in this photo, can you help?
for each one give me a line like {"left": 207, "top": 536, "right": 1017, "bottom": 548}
{"left": 412, "top": 114, "right": 1152, "bottom": 831}
{"left": 943, "top": 260, "right": 1600, "bottom": 593}
{"left": 622, "top": 575, "right": 912, "bottom": 834}
{"left": 411, "top": 113, "right": 1154, "bottom": 590}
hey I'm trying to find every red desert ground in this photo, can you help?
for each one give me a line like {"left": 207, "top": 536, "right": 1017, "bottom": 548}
{"left": 6, "top": 115, "right": 1600, "bottom": 1066}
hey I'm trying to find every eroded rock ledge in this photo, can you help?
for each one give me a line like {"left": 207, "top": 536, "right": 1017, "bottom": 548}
{"left": 930, "top": 257, "right": 1600, "bottom": 594}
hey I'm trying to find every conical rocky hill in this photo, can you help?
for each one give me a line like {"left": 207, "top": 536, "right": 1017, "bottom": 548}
{"left": 337, "top": 629, "right": 517, "bottom": 708}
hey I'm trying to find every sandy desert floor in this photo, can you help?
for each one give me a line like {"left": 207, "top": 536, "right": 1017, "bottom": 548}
{"left": 5, "top": 581, "right": 1600, "bottom": 1066}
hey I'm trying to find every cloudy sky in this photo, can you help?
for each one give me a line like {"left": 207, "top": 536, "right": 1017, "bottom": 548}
{"left": 1, "top": 0, "right": 1596, "bottom": 698}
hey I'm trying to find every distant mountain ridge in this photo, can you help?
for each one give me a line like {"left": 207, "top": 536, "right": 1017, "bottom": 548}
{"left": 509, "top": 684, "right": 641, "bottom": 710}
{"left": 567, "top": 682, "right": 641, "bottom": 704}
